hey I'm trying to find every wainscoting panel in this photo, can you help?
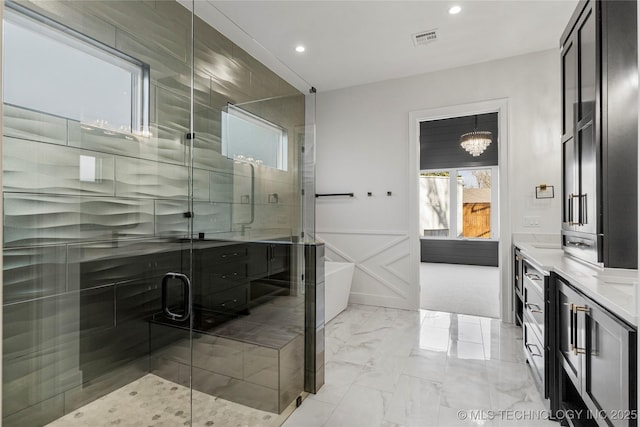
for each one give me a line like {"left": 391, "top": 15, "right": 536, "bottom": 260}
{"left": 316, "top": 230, "right": 418, "bottom": 310}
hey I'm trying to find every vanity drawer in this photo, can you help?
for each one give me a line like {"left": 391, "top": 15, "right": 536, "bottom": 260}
{"left": 206, "top": 284, "right": 249, "bottom": 314}
{"left": 523, "top": 262, "right": 545, "bottom": 339}
{"left": 524, "top": 319, "right": 545, "bottom": 389}
{"left": 207, "top": 244, "right": 248, "bottom": 264}
{"left": 211, "top": 262, "right": 248, "bottom": 288}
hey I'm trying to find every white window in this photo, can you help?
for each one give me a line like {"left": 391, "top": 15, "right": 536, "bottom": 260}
{"left": 420, "top": 166, "right": 499, "bottom": 240}
{"left": 222, "top": 104, "right": 288, "bottom": 171}
{"left": 3, "top": 2, "right": 149, "bottom": 135}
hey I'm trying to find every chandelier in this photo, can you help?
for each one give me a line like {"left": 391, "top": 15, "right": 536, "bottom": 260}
{"left": 460, "top": 115, "right": 492, "bottom": 157}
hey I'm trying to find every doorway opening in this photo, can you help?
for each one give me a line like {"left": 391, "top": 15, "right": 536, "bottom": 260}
{"left": 409, "top": 101, "right": 510, "bottom": 321}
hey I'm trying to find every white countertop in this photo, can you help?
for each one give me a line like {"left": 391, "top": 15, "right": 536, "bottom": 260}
{"left": 514, "top": 239, "right": 639, "bottom": 327}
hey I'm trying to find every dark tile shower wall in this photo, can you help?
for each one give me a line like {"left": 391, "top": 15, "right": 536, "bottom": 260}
{"left": 2, "top": 1, "right": 305, "bottom": 425}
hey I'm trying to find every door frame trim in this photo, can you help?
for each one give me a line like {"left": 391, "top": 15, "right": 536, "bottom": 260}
{"left": 408, "top": 98, "right": 511, "bottom": 321}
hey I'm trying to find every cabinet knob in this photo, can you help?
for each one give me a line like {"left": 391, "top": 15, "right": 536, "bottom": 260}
{"left": 220, "top": 299, "right": 238, "bottom": 308}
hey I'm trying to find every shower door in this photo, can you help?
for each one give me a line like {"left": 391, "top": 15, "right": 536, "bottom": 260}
{"left": 2, "top": 0, "right": 197, "bottom": 425}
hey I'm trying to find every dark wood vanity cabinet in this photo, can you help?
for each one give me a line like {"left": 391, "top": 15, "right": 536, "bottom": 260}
{"left": 193, "top": 241, "right": 292, "bottom": 317}
{"left": 554, "top": 275, "right": 637, "bottom": 427}
{"left": 247, "top": 242, "right": 292, "bottom": 304}
{"left": 514, "top": 248, "right": 524, "bottom": 326}
{"left": 521, "top": 260, "right": 556, "bottom": 408}
{"left": 194, "top": 244, "right": 250, "bottom": 316}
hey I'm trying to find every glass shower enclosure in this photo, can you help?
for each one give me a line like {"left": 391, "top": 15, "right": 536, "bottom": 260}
{"left": 1, "top": 0, "right": 313, "bottom": 425}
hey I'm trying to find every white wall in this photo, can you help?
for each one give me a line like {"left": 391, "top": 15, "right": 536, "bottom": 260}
{"left": 316, "top": 49, "right": 561, "bottom": 310}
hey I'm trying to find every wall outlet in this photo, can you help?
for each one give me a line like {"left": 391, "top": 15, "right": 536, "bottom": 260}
{"left": 523, "top": 216, "right": 540, "bottom": 228}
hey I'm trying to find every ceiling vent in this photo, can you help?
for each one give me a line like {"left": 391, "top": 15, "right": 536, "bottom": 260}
{"left": 412, "top": 29, "right": 439, "bottom": 47}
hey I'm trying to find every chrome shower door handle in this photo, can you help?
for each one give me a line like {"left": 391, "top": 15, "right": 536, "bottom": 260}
{"left": 162, "top": 272, "right": 191, "bottom": 321}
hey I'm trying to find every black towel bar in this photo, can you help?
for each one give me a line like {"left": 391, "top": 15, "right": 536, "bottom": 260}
{"left": 315, "top": 193, "right": 354, "bottom": 198}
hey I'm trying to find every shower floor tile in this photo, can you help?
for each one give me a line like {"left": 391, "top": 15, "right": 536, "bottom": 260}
{"left": 46, "top": 373, "right": 278, "bottom": 427}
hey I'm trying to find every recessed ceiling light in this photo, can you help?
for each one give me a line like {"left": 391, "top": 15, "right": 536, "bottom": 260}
{"left": 295, "top": 45, "right": 305, "bottom": 53}
{"left": 449, "top": 5, "right": 462, "bottom": 14}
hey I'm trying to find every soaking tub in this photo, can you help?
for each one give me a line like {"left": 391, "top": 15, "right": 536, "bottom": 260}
{"left": 324, "top": 261, "right": 355, "bottom": 323}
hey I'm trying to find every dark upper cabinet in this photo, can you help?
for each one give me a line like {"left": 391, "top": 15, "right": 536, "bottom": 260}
{"left": 562, "top": 39, "right": 577, "bottom": 140}
{"left": 578, "top": 8, "right": 596, "bottom": 122}
{"left": 560, "top": 0, "right": 637, "bottom": 269}
{"left": 555, "top": 275, "right": 637, "bottom": 427}
{"left": 578, "top": 121, "right": 597, "bottom": 237}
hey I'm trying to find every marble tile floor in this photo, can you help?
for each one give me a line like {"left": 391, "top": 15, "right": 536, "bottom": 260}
{"left": 283, "top": 304, "right": 558, "bottom": 427}
{"left": 420, "top": 263, "right": 500, "bottom": 319}
{"left": 46, "top": 374, "right": 285, "bottom": 427}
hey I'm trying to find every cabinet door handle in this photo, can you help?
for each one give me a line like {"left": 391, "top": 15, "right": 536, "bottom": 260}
{"left": 566, "top": 240, "right": 591, "bottom": 248}
{"left": 220, "top": 299, "right": 238, "bottom": 308}
{"left": 569, "top": 303, "right": 575, "bottom": 352}
{"left": 579, "top": 193, "right": 587, "bottom": 225}
{"left": 567, "top": 194, "right": 576, "bottom": 225}
{"left": 525, "top": 273, "right": 541, "bottom": 281}
{"left": 574, "top": 305, "right": 589, "bottom": 313}
{"left": 526, "top": 343, "right": 543, "bottom": 358}
{"left": 572, "top": 304, "right": 589, "bottom": 355}
{"left": 525, "top": 302, "right": 543, "bottom": 314}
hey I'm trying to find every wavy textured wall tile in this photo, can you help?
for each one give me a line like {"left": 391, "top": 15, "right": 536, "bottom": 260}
{"left": 114, "top": 28, "right": 190, "bottom": 91}
{"left": 65, "top": 240, "right": 185, "bottom": 290}
{"left": 3, "top": 138, "right": 115, "bottom": 196}
{"left": 210, "top": 171, "right": 233, "bottom": 203}
{"left": 193, "top": 169, "right": 212, "bottom": 202}
{"left": 193, "top": 104, "right": 223, "bottom": 160}
{"left": 67, "top": 120, "right": 187, "bottom": 166}
{"left": 193, "top": 202, "right": 232, "bottom": 235}
{"left": 3, "top": 287, "right": 114, "bottom": 416}
{"left": 154, "top": 200, "right": 188, "bottom": 237}
{"left": 87, "top": 1, "right": 189, "bottom": 64}
{"left": 3, "top": 246, "right": 68, "bottom": 304}
{"left": 191, "top": 142, "right": 233, "bottom": 173}
{"left": 16, "top": 0, "right": 118, "bottom": 49}
{"left": 115, "top": 157, "right": 190, "bottom": 199}
{"left": 155, "top": 87, "right": 190, "bottom": 147}
{"left": 3, "top": 104, "right": 68, "bottom": 145}
{"left": 4, "top": 194, "right": 155, "bottom": 247}
{"left": 1, "top": 1, "right": 306, "bottom": 424}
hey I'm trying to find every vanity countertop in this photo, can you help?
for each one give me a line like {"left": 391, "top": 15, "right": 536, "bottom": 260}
{"left": 514, "top": 239, "right": 638, "bottom": 327}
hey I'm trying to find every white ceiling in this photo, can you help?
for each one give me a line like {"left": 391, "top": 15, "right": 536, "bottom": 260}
{"left": 195, "top": 0, "right": 578, "bottom": 93}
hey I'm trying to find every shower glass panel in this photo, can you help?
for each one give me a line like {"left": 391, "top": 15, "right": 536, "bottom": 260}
{"left": 2, "top": 0, "right": 195, "bottom": 425}
{"left": 2, "top": 0, "right": 311, "bottom": 425}
{"left": 185, "top": 6, "right": 307, "bottom": 415}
